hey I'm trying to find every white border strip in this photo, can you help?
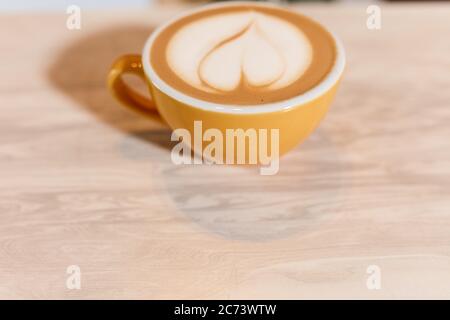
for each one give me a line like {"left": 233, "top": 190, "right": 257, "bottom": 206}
{"left": 142, "top": 1, "right": 346, "bottom": 115}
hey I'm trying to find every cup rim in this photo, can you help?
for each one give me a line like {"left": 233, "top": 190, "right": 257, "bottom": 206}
{"left": 142, "top": 1, "right": 345, "bottom": 115}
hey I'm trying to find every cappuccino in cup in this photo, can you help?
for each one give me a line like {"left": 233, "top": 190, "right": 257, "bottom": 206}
{"left": 108, "top": 2, "right": 344, "bottom": 169}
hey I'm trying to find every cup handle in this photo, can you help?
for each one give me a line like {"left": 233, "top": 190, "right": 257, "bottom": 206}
{"left": 107, "top": 54, "right": 164, "bottom": 124}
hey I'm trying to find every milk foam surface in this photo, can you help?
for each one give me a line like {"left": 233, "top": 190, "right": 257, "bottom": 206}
{"left": 150, "top": 4, "right": 336, "bottom": 105}
{"left": 166, "top": 11, "right": 312, "bottom": 93}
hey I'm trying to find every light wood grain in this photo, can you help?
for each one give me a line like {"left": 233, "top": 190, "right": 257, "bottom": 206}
{"left": 0, "top": 3, "right": 450, "bottom": 299}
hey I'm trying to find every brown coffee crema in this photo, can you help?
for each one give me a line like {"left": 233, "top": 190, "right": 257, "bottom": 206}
{"left": 150, "top": 4, "right": 336, "bottom": 105}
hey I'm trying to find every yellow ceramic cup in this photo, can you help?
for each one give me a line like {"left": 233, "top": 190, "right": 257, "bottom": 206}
{"left": 108, "top": 2, "right": 345, "bottom": 161}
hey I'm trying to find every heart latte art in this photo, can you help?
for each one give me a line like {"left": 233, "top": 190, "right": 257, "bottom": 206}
{"left": 150, "top": 5, "right": 336, "bottom": 105}
{"left": 168, "top": 12, "right": 311, "bottom": 93}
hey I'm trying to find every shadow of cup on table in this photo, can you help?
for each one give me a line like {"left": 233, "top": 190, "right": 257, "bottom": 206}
{"left": 161, "top": 129, "right": 346, "bottom": 242}
{"left": 47, "top": 24, "right": 174, "bottom": 150}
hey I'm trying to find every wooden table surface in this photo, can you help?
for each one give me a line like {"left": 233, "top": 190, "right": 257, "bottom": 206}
{"left": 1, "top": 3, "right": 450, "bottom": 299}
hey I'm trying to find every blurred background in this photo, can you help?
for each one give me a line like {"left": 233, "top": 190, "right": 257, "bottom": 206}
{"left": 0, "top": 0, "right": 404, "bottom": 12}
